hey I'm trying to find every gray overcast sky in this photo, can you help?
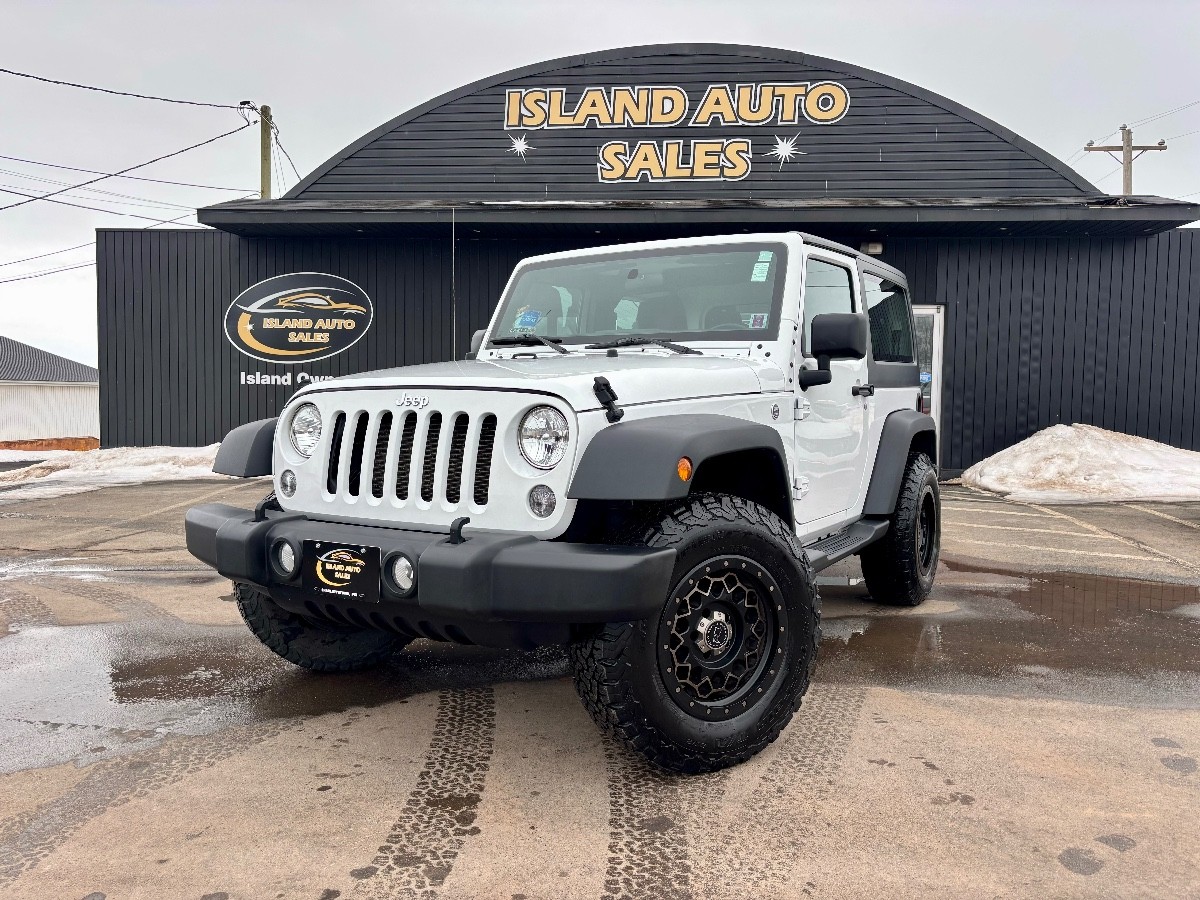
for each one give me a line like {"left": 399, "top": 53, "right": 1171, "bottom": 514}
{"left": 2, "top": 0, "right": 1198, "bottom": 366}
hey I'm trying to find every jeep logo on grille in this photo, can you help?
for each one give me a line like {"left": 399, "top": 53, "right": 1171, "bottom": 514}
{"left": 395, "top": 394, "right": 430, "bottom": 408}
{"left": 224, "top": 272, "right": 373, "bottom": 364}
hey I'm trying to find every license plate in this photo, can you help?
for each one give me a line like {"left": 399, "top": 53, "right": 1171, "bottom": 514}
{"left": 302, "top": 541, "right": 380, "bottom": 604}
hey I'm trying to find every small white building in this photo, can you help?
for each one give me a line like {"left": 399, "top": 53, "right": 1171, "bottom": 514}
{"left": 0, "top": 336, "right": 99, "bottom": 447}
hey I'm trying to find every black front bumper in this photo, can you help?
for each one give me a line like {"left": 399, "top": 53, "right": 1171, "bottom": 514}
{"left": 185, "top": 503, "right": 676, "bottom": 646}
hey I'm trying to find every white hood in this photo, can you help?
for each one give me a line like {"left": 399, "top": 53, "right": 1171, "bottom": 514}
{"left": 308, "top": 354, "right": 780, "bottom": 411}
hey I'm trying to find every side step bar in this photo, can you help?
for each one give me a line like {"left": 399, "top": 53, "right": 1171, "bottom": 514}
{"left": 803, "top": 519, "right": 890, "bottom": 572}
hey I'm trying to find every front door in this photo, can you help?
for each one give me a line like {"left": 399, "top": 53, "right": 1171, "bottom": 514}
{"left": 793, "top": 254, "right": 870, "bottom": 528}
{"left": 912, "top": 305, "right": 944, "bottom": 462}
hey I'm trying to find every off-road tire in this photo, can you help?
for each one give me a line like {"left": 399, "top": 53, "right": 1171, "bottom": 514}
{"left": 234, "top": 583, "right": 407, "bottom": 672}
{"left": 569, "top": 494, "right": 820, "bottom": 774}
{"left": 859, "top": 452, "right": 940, "bottom": 606}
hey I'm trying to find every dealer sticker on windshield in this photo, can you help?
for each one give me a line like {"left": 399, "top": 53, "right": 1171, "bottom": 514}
{"left": 750, "top": 261, "right": 771, "bottom": 282}
{"left": 513, "top": 307, "right": 543, "bottom": 331}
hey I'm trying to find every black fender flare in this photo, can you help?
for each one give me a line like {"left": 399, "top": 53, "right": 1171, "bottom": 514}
{"left": 213, "top": 417, "right": 277, "bottom": 477}
{"left": 862, "top": 409, "right": 937, "bottom": 516}
{"left": 567, "top": 414, "right": 792, "bottom": 525}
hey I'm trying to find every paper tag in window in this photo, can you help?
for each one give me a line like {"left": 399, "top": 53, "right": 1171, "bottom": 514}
{"left": 749, "top": 314, "right": 769, "bottom": 328}
{"left": 751, "top": 261, "right": 771, "bottom": 282}
{"left": 514, "top": 308, "right": 543, "bottom": 329}
{"left": 757, "top": 250, "right": 774, "bottom": 262}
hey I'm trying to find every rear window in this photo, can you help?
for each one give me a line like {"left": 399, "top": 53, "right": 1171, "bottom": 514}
{"left": 863, "top": 272, "right": 915, "bottom": 363}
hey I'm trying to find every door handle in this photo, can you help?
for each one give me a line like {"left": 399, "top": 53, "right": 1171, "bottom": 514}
{"left": 852, "top": 384, "right": 875, "bottom": 397}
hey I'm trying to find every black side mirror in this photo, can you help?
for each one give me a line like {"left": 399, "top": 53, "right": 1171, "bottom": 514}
{"left": 465, "top": 329, "right": 485, "bottom": 360}
{"left": 797, "top": 313, "right": 869, "bottom": 389}
{"left": 810, "top": 313, "right": 868, "bottom": 360}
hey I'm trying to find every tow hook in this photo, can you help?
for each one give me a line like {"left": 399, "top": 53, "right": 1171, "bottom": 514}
{"left": 448, "top": 516, "right": 471, "bottom": 544}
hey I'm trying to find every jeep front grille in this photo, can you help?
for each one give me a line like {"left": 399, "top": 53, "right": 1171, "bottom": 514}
{"left": 324, "top": 408, "right": 498, "bottom": 509}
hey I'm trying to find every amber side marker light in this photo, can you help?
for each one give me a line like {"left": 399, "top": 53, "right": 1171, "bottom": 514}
{"left": 677, "top": 456, "right": 693, "bottom": 482}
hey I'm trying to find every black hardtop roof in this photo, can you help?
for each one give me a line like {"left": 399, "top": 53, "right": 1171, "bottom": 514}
{"left": 796, "top": 232, "right": 907, "bottom": 283}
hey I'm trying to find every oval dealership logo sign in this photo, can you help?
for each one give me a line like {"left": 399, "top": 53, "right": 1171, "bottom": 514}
{"left": 224, "top": 272, "right": 373, "bottom": 364}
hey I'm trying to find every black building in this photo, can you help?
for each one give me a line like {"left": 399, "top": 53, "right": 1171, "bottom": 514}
{"left": 97, "top": 44, "right": 1200, "bottom": 472}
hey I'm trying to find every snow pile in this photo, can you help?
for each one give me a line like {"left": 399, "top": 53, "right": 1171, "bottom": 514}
{"left": 962, "top": 424, "right": 1200, "bottom": 503}
{"left": 0, "top": 445, "right": 223, "bottom": 502}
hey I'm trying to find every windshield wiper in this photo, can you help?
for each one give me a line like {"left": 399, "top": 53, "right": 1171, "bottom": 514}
{"left": 584, "top": 337, "right": 701, "bottom": 355}
{"left": 490, "top": 334, "right": 569, "bottom": 354}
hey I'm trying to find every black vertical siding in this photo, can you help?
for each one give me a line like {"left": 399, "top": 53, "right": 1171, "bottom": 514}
{"left": 97, "top": 228, "right": 1200, "bottom": 472}
{"left": 880, "top": 231, "right": 1200, "bottom": 471}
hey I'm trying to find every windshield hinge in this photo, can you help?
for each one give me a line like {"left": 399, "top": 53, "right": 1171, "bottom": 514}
{"left": 795, "top": 396, "right": 812, "bottom": 421}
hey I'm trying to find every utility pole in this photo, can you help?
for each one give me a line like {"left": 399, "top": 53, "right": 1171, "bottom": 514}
{"left": 1084, "top": 125, "right": 1167, "bottom": 195}
{"left": 259, "top": 104, "right": 273, "bottom": 199}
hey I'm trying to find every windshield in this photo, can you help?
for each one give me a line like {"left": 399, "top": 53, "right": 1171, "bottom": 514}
{"left": 490, "top": 243, "right": 788, "bottom": 347}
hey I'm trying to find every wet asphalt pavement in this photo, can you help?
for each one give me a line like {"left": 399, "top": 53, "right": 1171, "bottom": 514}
{"left": 0, "top": 478, "right": 1198, "bottom": 898}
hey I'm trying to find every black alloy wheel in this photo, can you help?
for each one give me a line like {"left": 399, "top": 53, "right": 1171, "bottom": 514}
{"left": 569, "top": 493, "right": 820, "bottom": 774}
{"left": 859, "top": 452, "right": 940, "bottom": 606}
{"left": 658, "top": 556, "right": 784, "bottom": 722}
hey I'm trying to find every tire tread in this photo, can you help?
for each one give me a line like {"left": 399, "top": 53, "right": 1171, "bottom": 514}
{"left": 569, "top": 493, "right": 820, "bottom": 774}
{"left": 235, "top": 582, "right": 403, "bottom": 673}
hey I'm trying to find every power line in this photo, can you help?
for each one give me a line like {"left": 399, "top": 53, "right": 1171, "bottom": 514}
{"left": 0, "top": 211, "right": 199, "bottom": 285}
{"left": 0, "top": 185, "right": 205, "bottom": 226}
{"left": 0, "top": 176, "right": 197, "bottom": 212}
{"left": 1165, "top": 127, "right": 1200, "bottom": 142}
{"left": 271, "top": 138, "right": 288, "bottom": 194}
{"left": 0, "top": 67, "right": 242, "bottom": 109}
{"left": 0, "top": 261, "right": 94, "bottom": 284}
{"left": 275, "top": 134, "right": 302, "bottom": 181}
{"left": 0, "top": 192, "right": 254, "bottom": 270}
{"left": 0, "top": 121, "right": 254, "bottom": 212}
{"left": 1077, "top": 99, "right": 1200, "bottom": 155}
{"left": 0, "top": 240, "right": 94, "bottom": 268}
{"left": 1130, "top": 99, "right": 1200, "bottom": 129}
{"left": 0, "top": 154, "right": 252, "bottom": 191}
{"left": 248, "top": 103, "right": 302, "bottom": 187}
{"left": 0, "top": 168, "right": 198, "bottom": 209}
{"left": 0, "top": 182, "right": 194, "bottom": 213}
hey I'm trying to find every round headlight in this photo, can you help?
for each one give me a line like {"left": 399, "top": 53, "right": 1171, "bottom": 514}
{"left": 518, "top": 406, "right": 569, "bottom": 469}
{"left": 289, "top": 403, "right": 322, "bottom": 457}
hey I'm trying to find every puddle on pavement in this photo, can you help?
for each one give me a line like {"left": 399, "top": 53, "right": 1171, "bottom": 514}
{"left": 817, "top": 563, "right": 1200, "bottom": 705}
{"left": 0, "top": 620, "right": 566, "bottom": 774}
{"left": 0, "top": 556, "right": 216, "bottom": 583}
{"left": 2, "top": 562, "right": 1199, "bottom": 773}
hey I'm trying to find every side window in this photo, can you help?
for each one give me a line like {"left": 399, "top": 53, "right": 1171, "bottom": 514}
{"left": 802, "top": 257, "right": 855, "bottom": 351}
{"left": 863, "top": 273, "right": 915, "bottom": 363}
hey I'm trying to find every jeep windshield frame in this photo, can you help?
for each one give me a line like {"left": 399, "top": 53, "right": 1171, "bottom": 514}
{"left": 488, "top": 242, "right": 789, "bottom": 349}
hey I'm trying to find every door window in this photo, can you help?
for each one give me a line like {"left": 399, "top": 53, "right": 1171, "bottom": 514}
{"left": 863, "top": 273, "right": 915, "bottom": 362}
{"left": 802, "top": 258, "right": 855, "bottom": 352}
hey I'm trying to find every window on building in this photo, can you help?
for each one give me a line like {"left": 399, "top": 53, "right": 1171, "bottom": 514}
{"left": 802, "top": 257, "right": 855, "bottom": 352}
{"left": 863, "top": 272, "right": 915, "bottom": 363}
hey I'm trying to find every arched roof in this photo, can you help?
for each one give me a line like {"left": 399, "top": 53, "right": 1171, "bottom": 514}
{"left": 286, "top": 43, "right": 1098, "bottom": 202}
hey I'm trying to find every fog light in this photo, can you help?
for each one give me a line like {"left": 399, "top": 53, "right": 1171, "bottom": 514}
{"left": 273, "top": 539, "right": 297, "bottom": 577}
{"left": 528, "top": 484, "right": 556, "bottom": 518}
{"left": 390, "top": 554, "right": 415, "bottom": 595}
{"left": 279, "top": 469, "right": 297, "bottom": 498}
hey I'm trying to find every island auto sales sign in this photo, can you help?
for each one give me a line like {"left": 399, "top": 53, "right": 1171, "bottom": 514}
{"left": 502, "top": 81, "right": 849, "bottom": 183}
{"left": 224, "top": 272, "right": 374, "bottom": 364}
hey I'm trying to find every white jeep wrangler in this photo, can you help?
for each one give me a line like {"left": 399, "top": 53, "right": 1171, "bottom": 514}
{"left": 186, "top": 232, "right": 940, "bottom": 773}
